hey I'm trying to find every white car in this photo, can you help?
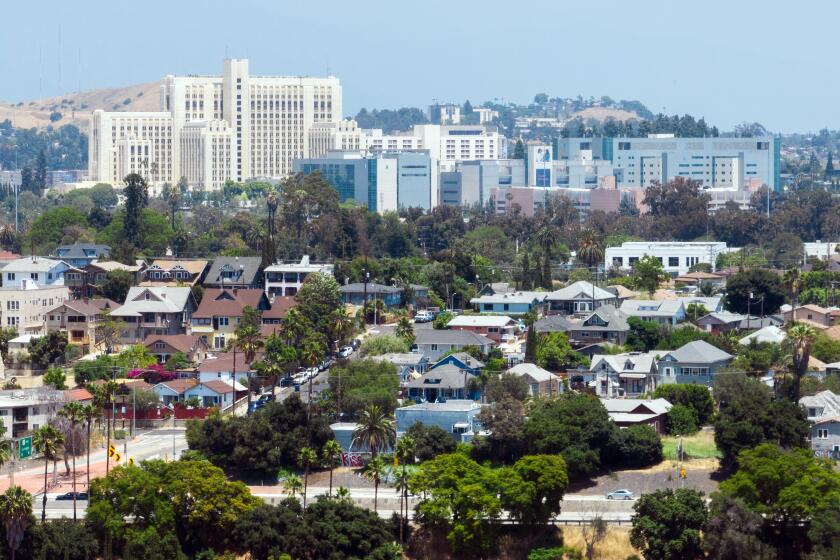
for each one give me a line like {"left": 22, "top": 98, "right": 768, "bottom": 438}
{"left": 606, "top": 489, "right": 635, "bottom": 500}
{"left": 415, "top": 310, "right": 434, "bottom": 323}
{"left": 338, "top": 346, "right": 353, "bottom": 358}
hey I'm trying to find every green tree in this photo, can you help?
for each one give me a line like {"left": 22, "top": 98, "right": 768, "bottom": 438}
{"left": 35, "top": 518, "right": 100, "bottom": 560}
{"left": 653, "top": 384, "right": 715, "bottom": 425}
{"left": 788, "top": 322, "right": 817, "bottom": 402}
{"left": 536, "top": 331, "right": 584, "bottom": 371}
{"left": 28, "top": 331, "right": 68, "bottom": 369}
{"left": 630, "top": 488, "right": 708, "bottom": 560}
{"left": 100, "top": 269, "right": 135, "bottom": 303}
{"left": 614, "top": 425, "right": 663, "bottom": 468}
{"left": 328, "top": 359, "right": 399, "bottom": 417}
{"left": 0, "top": 486, "right": 33, "bottom": 560}
{"left": 723, "top": 268, "right": 786, "bottom": 315}
{"left": 297, "top": 446, "right": 317, "bottom": 508}
{"left": 501, "top": 454, "right": 569, "bottom": 526}
{"left": 626, "top": 317, "right": 663, "bottom": 352}
{"left": 643, "top": 177, "right": 709, "bottom": 240}
{"left": 33, "top": 425, "right": 63, "bottom": 523}
{"left": 405, "top": 422, "right": 457, "bottom": 461}
{"left": 666, "top": 404, "right": 698, "bottom": 435}
{"left": 513, "top": 139, "right": 525, "bottom": 160}
{"left": 359, "top": 334, "right": 410, "bottom": 356}
{"left": 43, "top": 366, "right": 67, "bottom": 389}
{"left": 122, "top": 173, "right": 148, "bottom": 245}
{"left": 395, "top": 316, "right": 415, "bottom": 346}
{"left": 352, "top": 404, "right": 396, "bottom": 459}
{"left": 703, "top": 495, "right": 775, "bottom": 560}
{"left": 28, "top": 206, "right": 89, "bottom": 251}
{"left": 294, "top": 271, "right": 342, "bottom": 339}
{"left": 633, "top": 254, "right": 667, "bottom": 297}
{"left": 321, "top": 439, "right": 343, "bottom": 497}
{"left": 57, "top": 401, "right": 86, "bottom": 521}
{"left": 362, "top": 455, "right": 386, "bottom": 513}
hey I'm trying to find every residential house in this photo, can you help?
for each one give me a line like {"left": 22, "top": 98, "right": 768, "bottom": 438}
{"left": 677, "top": 296, "right": 724, "bottom": 314}
{"left": 2, "top": 257, "right": 70, "bottom": 288}
{"left": 673, "top": 271, "right": 725, "bottom": 287}
{"left": 590, "top": 352, "right": 660, "bottom": 397}
{"left": 66, "top": 260, "right": 145, "bottom": 298}
{"left": 477, "top": 282, "right": 515, "bottom": 296}
{"left": 45, "top": 297, "right": 119, "bottom": 348}
{"left": 370, "top": 353, "right": 429, "bottom": 383}
{"left": 141, "top": 259, "right": 209, "bottom": 287}
{"left": 535, "top": 304, "right": 630, "bottom": 347}
{"left": 799, "top": 391, "right": 840, "bottom": 422}
{"left": 783, "top": 304, "right": 840, "bottom": 328}
{"left": 190, "top": 288, "right": 269, "bottom": 349}
{"left": 340, "top": 283, "right": 403, "bottom": 308}
{"left": 405, "top": 364, "right": 477, "bottom": 402}
{"left": 264, "top": 255, "right": 334, "bottom": 297}
{"left": 602, "top": 398, "right": 672, "bottom": 435}
{"left": 203, "top": 256, "right": 263, "bottom": 289}
{"left": 431, "top": 352, "right": 484, "bottom": 375}
{"left": 262, "top": 296, "right": 296, "bottom": 328}
{"left": 0, "top": 388, "right": 67, "bottom": 437}
{"left": 620, "top": 299, "right": 685, "bottom": 326}
{"left": 183, "top": 380, "right": 244, "bottom": 409}
{"left": 0, "top": 279, "right": 69, "bottom": 334}
{"left": 547, "top": 281, "right": 618, "bottom": 315}
{"left": 411, "top": 329, "right": 494, "bottom": 361}
{"left": 396, "top": 400, "right": 484, "bottom": 442}
{"left": 657, "top": 340, "right": 734, "bottom": 387}
{"left": 470, "top": 291, "right": 548, "bottom": 315}
{"left": 739, "top": 325, "right": 786, "bottom": 346}
{"left": 606, "top": 285, "right": 639, "bottom": 303}
{"left": 196, "top": 352, "right": 257, "bottom": 384}
{"left": 696, "top": 311, "right": 748, "bottom": 335}
{"left": 507, "top": 363, "right": 562, "bottom": 397}
{"left": 152, "top": 379, "right": 199, "bottom": 405}
{"left": 144, "top": 334, "right": 209, "bottom": 364}
{"left": 446, "top": 315, "right": 517, "bottom": 343}
{"left": 810, "top": 417, "right": 840, "bottom": 459}
{"left": 110, "top": 286, "right": 197, "bottom": 344}
{"left": 52, "top": 243, "right": 110, "bottom": 268}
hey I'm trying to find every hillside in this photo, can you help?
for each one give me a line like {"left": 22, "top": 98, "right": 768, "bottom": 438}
{"left": 0, "top": 81, "right": 161, "bottom": 131}
{"left": 568, "top": 106, "right": 640, "bottom": 122}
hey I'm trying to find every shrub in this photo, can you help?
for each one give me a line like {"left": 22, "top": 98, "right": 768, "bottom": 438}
{"left": 666, "top": 404, "right": 698, "bottom": 435}
{"left": 613, "top": 425, "right": 663, "bottom": 468}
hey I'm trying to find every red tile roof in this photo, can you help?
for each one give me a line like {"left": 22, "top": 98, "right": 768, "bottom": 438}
{"left": 193, "top": 288, "right": 266, "bottom": 319}
{"left": 197, "top": 352, "right": 260, "bottom": 373}
{"left": 65, "top": 388, "right": 94, "bottom": 402}
{"left": 263, "top": 296, "right": 296, "bottom": 319}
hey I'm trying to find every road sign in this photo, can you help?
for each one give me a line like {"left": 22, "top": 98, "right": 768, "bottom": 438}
{"left": 18, "top": 437, "right": 31, "bottom": 459}
{"left": 108, "top": 444, "right": 116, "bottom": 458}
{"left": 128, "top": 457, "right": 135, "bottom": 466}
{"left": 114, "top": 452, "right": 121, "bottom": 463}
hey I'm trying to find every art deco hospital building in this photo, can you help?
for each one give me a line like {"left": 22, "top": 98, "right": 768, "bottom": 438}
{"left": 88, "top": 59, "right": 342, "bottom": 191}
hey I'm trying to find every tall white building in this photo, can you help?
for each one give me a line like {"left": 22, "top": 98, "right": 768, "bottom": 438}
{"left": 89, "top": 59, "right": 342, "bottom": 191}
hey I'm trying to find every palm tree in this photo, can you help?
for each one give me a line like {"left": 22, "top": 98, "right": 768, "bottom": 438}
{"left": 0, "top": 225, "right": 16, "bottom": 251}
{"left": 297, "top": 446, "right": 317, "bottom": 508}
{"left": 255, "top": 358, "right": 284, "bottom": 399}
{"left": 330, "top": 310, "right": 354, "bottom": 351}
{"left": 300, "top": 337, "right": 325, "bottom": 419}
{"left": 353, "top": 404, "right": 396, "bottom": 459}
{"left": 788, "top": 323, "right": 817, "bottom": 401}
{"left": 577, "top": 229, "right": 604, "bottom": 272}
{"left": 235, "top": 324, "right": 263, "bottom": 411}
{"left": 283, "top": 474, "right": 303, "bottom": 497}
{"left": 394, "top": 435, "right": 416, "bottom": 543}
{"left": 81, "top": 404, "right": 97, "bottom": 495}
{"left": 395, "top": 316, "right": 415, "bottom": 346}
{"left": 33, "top": 425, "right": 63, "bottom": 523}
{"left": 783, "top": 268, "right": 802, "bottom": 308}
{"left": 321, "top": 440, "right": 343, "bottom": 497}
{"left": 281, "top": 308, "right": 307, "bottom": 346}
{"left": 535, "top": 226, "right": 559, "bottom": 289}
{"left": 0, "top": 486, "right": 32, "bottom": 560}
{"left": 363, "top": 456, "right": 386, "bottom": 513}
{"left": 58, "top": 402, "right": 85, "bottom": 521}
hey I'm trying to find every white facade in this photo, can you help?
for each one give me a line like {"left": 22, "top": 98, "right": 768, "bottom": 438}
{"left": 2, "top": 257, "right": 69, "bottom": 289}
{"left": 0, "top": 281, "right": 69, "bottom": 334}
{"left": 606, "top": 241, "right": 730, "bottom": 276}
{"left": 0, "top": 389, "right": 67, "bottom": 438}
{"left": 805, "top": 242, "right": 840, "bottom": 261}
{"left": 90, "top": 59, "right": 342, "bottom": 191}
{"left": 180, "top": 120, "right": 235, "bottom": 192}
{"left": 264, "top": 256, "right": 334, "bottom": 297}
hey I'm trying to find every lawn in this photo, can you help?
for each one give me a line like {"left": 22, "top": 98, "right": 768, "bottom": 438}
{"left": 662, "top": 430, "right": 721, "bottom": 460}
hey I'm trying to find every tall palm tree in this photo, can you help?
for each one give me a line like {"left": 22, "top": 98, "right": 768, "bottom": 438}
{"left": 80, "top": 404, "right": 97, "bottom": 495}
{"left": 535, "top": 226, "right": 559, "bottom": 289}
{"left": 394, "top": 435, "right": 416, "bottom": 543}
{"left": 0, "top": 486, "right": 32, "bottom": 560}
{"left": 788, "top": 323, "right": 817, "bottom": 401}
{"left": 577, "top": 229, "right": 604, "bottom": 278}
{"left": 168, "top": 189, "right": 180, "bottom": 230}
{"left": 255, "top": 358, "right": 284, "bottom": 399}
{"left": 33, "top": 425, "right": 63, "bottom": 523}
{"left": 330, "top": 309, "right": 354, "bottom": 352}
{"left": 297, "top": 446, "right": 317, "bottom": 508}
{"left": 363, "top": 456, "right": 386, "bottom": 514}
{"left": 281, "top": 308, "right": 307, "bottom": 347}
{"left": 300, "top": 337, "right": 325, "bottom": 419}
{"left": 321, "top": 440, "right": 343, "bottom": 497}
{"left": 283, "top": 474, "right": 303, "bottom": 497}
{"left": 395, "top": 316, "right": 415, "bottom": 347}
{"left": 353, "top": 404, "right": 396, "bottom": 459}
{"left": 0, "top": 225, "right": 16, "bottom": 251}
{"left": 783, "top": 268, "right": 802, "bottom": 308}
{"left": 58, "top": 402, "right": 86, "bottom": 521}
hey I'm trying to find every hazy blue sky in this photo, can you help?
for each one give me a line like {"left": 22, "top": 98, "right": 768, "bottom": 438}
{"left": 0, "top": 0, "right": 832, "bottom": 132}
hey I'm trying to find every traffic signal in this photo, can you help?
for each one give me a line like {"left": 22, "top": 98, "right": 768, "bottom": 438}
{"left": 108, "top": 444, "right": 116, "bottom": 458}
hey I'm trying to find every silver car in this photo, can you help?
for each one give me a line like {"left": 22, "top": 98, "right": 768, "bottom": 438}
{"left": 606, "top": 489, "right": 634, "bottom": 500}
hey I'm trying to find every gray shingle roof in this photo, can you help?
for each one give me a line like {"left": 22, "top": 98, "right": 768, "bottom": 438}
{"left": 414, "top": 329, "right": 493, "bottom": 347}
{"left": 54, "top": 243, "right": 111, "bottom": 259}
{"left": 548, "top": 281, "right": 616, "bottom": 302}
{"left": 620, "top": 299, "right": 684, "bottom": 318}
{"left": 665, "top": 340, "right": 733, "bottom": 364}
{"left": 405, "top": 364, "right": 469, "bottom": 389}
{"left": 205, "top": 257, "right": 262, "bottom": 286}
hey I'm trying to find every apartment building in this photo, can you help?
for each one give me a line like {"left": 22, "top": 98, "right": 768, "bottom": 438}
{"left": 605, "top": 241, "right": 730, "bottom": 276}
{"left": 2, "top": 257, "right": 70, "bottom": 289}
{"left": 110, "top": 286, "right": 197, "bottom": 344}
{"left": 264, "top": 256, "right": 334, "bottom": 297}
{"left": 0, "top": 279, "right": 69, "bottom": 334}
{"left": 89, "top": 59, "right": 342, "bottom": 191}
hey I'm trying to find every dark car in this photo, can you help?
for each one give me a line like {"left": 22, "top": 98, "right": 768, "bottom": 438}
{"left": 280, "top": 376, "right": 293, "bottom": 387}
{"left": 56, "top": 492, "right": 88, "bottom": 501}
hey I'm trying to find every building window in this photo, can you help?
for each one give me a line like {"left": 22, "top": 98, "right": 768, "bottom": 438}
{"left": 6, "top": 273, "right": 14, "bottom": 281}
{"left": 6, "top": 301, "right": 18, "bottom": 311}
{"left": 818, "top": 429, "right": 829, "bottom": 439}
{"left": 668, "top": 257, "right": 679, "bottom": 267}
{"left": 218, "top": 317, "right": 229, "bottom": 327}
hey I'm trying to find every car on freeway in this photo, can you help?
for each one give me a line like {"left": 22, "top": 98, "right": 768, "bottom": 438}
{"left": 56, "top": 492, "right": 88, "bottom": 501}
{"left": 606, "top": 489, "right": 635, "bottom": 500}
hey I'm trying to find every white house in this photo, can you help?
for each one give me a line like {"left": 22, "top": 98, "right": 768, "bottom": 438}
{"left": 183, "top": 380, "right": 245, "bottom": 408}
{"left": 506, "top": 363, "right": 562, "bottom": 397}
{"left": 590, "top": 352, "right": 660, "bottom": 397}
{"left": 263, "top": 255, "right": 334, "bottom": 298}
{"left": 620, "top": 300, "right": 686, "bottom": 326}
{"left": 605, "top": 241, "right": 729, "bottom": 276}
{"left": 1, "top": 257, "right": 70, "bottom": 288}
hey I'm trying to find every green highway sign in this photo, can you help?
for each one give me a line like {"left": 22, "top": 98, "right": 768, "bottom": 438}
{"left": 18, "top": 436, "right": 32, "bottom": 459}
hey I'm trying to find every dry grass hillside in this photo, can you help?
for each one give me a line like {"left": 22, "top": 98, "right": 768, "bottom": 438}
{"left": 0, "top": 81, "right": 161, "bottom": 131}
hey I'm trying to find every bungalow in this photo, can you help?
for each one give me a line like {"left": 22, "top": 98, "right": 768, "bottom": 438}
{"left": 396, "top": 400, "right": 484, "bottom": 442}
{"left": 411, "top": 329, "right": 494, "bottom": 361}
{"left": 340, "top": 283, "right": 403, "bottom": 308}
{"left": 183, "top": 379, "right": 244, "bottom": 408}
{"left": 446, "top": 315, "right": 517, "bottom": 343}
{"left": 405, "top": 364, "right": 477, "bottom": 402}
{"left": 190, "top": 288, "right": 269, "bottom": 350}
{"left": 602, "top": 398, "right": 672, "bottom": 435}
{"left": 66, "top": 260, "right": 145, "bottom": 298}
{"left": 620, "top": 299, "right": 685, "bottom": 326}
{"left": 535, "top": 305, "right": 630, "bottom": 347}
{"left": 507, "top": 363, "right": 562, "bottom": 397}
{"left": 45, "top": 297, "right": 119, "bottom": 348}
{"left": 144, "top": 334, "right": 209, "bottom": 364}
{"left": 783, "top": 304, "right": 840, "bottom": 328}
{"left": 52, "top": 243, "right": 111, "bottom": 268}
{"left": 432, "top": 352, "right": 485, "bottom": 375}
{"left": 799, "top": 390, "right": 840, "bottom": 422}
{"left": 657, "top": 340, "right": 734, "bottom": 387}
{"left": 203, "top": 256, "right": 263, "bottom": 290}
{"left": 590, "top": 352, "right": 660, "bottom": 397}
{"left": 547, "top": 281, "right": 618, "bottom": 315}
{"left": 678, "top": 296, "right": 724, "bottom": 314}
{"left": 370, "top": 353, "right": 429, "bottom": 383}
{"left": 470, "top": 291, "right": 548, "bottom": 315}
{"left": 142, "top": 259, "right": 209, "bottom": 287}
{"left": 739, "top": 325, "right": 786, "bottom": 346}
{"left": 196, "top": 352, "right": 257, "bottom": 384}
{"left": 696, "top": 311, "right": 747, "bottom": 335}
{"left": 152, "top": 379, "right": 199, "bottom": 405}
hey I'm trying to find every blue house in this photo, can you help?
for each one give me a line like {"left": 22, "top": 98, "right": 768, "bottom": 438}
{"left": 396, "top": 400, "right": 484, "bottom": 442}
{"left": 53, "top": 243, "right": 111, "bottom": 268}
{"left": 405, "top": 364, "right": 479, "bottom": 402}
{"left": 657, "top": 340, "right": 734, "bottom": 387}
{"left": 371, "top": 352, "right": 430, "bottom": 383}
{"left": 432, "top": 352, "right": 484, "bottom": 375}
{"left": 470, "top": 291, "right": 548, "bottom": 315}
{"left": 340, "top": 283, "right": 403, "bottom": 307}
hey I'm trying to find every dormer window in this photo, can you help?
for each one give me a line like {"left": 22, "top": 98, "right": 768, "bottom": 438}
{"left": 145, "top": 292, "right": 151, "bottom": 300}
{"left": 624, "top": 360, "right": 635, "bottom": 370}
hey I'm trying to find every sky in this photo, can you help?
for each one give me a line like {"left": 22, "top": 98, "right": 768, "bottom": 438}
{"left": 0, "top": 0, "right": 834, "bottom": 133}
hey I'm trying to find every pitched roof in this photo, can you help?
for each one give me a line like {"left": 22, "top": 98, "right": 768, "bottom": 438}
{"left": 339, "top": 283, "right": 402, "bottom": 294}
{"left": 398, "top": 399, "right": 482, "bottom": 412}
{"left": 739, "top": 325, "right": 786, "bottom": 346}
{"left": 2, "top": 256, "right": 65, "bottom": 272}
{"left": 405, "top": 364, "right": 469, "bottom": 389}
{"left": 601, "top": 398, "right": 672, "bottom": 415}
{"left": 110, "top": 286, "right": 193, "bottom": 317}
{"left": 577, "top": 305, "right": 630, "bottom": 331}
{"left": 204, "top": 257, "right": 262, "bottom": 286}
{"left": 447, "top": 315, "right": 516, "bottom": 328}
{"left": 507, "top": 362, "right": 556, "bottom": 383}
{"left": 548, "top": 281, "right": 616, "bottom": 302}
{"left": 147, "top": 259, "right": 208, "bottom": 275}
{"left": 50, "top": 298, "right": 119, "bottom": 316}
{"left": 414, "top": 329, "right": 494, "bottom": 347}
{"left": 800, "top": 390, "right": 840, "bottom": 417}
{"left": 590, "top": 352, "right": 659, "bottom": 374}
{"left": 665, "top": 340, "right": 733, "bottom": 363}
{"left": 193, "top": 288, "right": 265, "bottom": 318}
{"left": 54, "top": 244, "right": 111, "bottom": 259}
{"left": 64, "top": 388, "right": 94, "bottom": 402}
{"left": 371, "top": 353, "right": 428, "bottom": 366}
{"left": 434, "top": 352, "right": 485, "bottom": 369}
{"left": 155, "top": 379, "right": 198, "bottom": 395}
{"left": 143, "top": 334, "right": 204, "bottom": 353}
{"left": 197, "top": 352, "right": 260, "bottom": 373}
{"left": 92, "top": 260, "right": 144, "bottom": 273}
{"left": 620, "top": 299, "right": 684, "bottom": 317}
{"left": 470, "top": 291, "right": 547, "bottom": 305}
{"left": 607, "top": 285, "right": 639, "bottom": 299}
{"left": 199, "top": 379, "right": 239, "bottom": 395}
{"left": 263, "top": 296, "right": 296, "bottom": 319}
{"left": 534, "top": 314, "right": 575, "bottom": 333}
